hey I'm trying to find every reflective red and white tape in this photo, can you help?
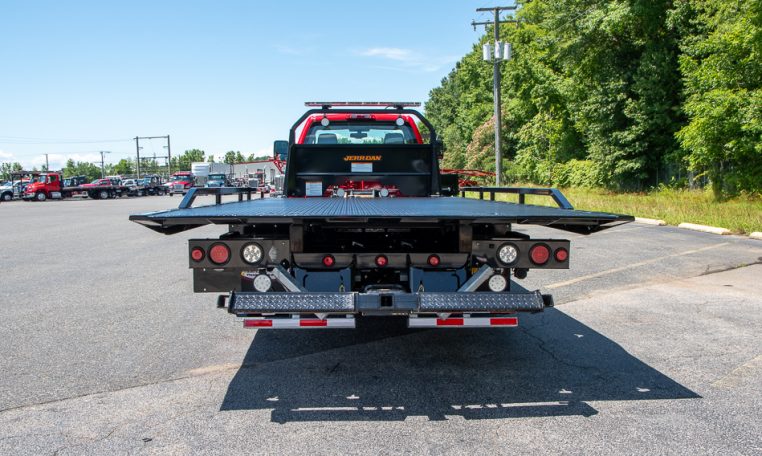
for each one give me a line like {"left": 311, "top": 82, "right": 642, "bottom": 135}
{"left": 408, "top": 316, "right": 518, "bottom": 328}
{"left": 243, "top": 318, "right": 356, "bottom": 329}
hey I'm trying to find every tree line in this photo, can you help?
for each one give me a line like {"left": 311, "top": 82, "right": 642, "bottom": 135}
{"left": 425, "top": 0, "right": 760, "bottom": 199}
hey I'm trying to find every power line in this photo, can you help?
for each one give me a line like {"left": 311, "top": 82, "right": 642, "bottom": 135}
{"left": 0, "top": 136, "right": 133, "bottom": 145}
{"left": 134, "top": 135, "right": 171, "bottom": 179}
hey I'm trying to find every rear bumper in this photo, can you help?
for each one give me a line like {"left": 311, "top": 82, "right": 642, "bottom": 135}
{"left": 228, "top": 290, "right": 550, "bottom": 316}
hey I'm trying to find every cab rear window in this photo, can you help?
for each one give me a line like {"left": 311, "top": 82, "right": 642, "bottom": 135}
{"left": 304, "top": 121, "right": 417, "bottom": 145}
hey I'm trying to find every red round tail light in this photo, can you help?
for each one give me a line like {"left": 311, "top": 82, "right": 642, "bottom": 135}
{"left": 427, "top": 254, "right": 440, "bottom": 267}
{"left": 322, "top": 255, "right": 335, "bottom": 267}
{"left": 529, "top": 244, "right": 550, "bottom": 265}
{"left": 190, "top": 247, "right": 205, "bottom": 262}
{"left": 209, "top": 244, "right": 231, "bottom": 265}
{"left": 554, "top": 248, "right": 569, "bottom": 262}
{"left": 375, "top": 255, "right": 388, "bottom": 267}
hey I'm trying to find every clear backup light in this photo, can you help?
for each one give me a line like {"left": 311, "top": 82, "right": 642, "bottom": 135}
{"left": 253, "top": 274, "right": 272, "bottom": 292}
{"left": 241, "top": 243, "right": 263, "bottom": 264}
{"left": 488, "top": 274, "right": 507, "bottom": 292}
{"left": 498, "top": 244, "right": 518, "bottom": 265}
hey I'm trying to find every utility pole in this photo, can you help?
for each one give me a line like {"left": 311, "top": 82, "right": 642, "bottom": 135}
{"left": 44, "top": 154, "right": 49, "bottom": 171}
{"left": 166, "top": 134, "right": 172, "bottom": 176}
{"left": 473, "top": 5, "right": 516, "bottom": 186}
{"left": 99, "top": 151, "right": 111, "bottom": 178}
{"left": 134, "top": 136, "right": 141, "bottom": 179}
{"left": 134, "top": 135, "right": 171, "bottom": 179}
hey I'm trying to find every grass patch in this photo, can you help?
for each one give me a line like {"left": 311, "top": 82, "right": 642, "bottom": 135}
{"left": 467, "top": 187, "right": 762, "bottom": 235}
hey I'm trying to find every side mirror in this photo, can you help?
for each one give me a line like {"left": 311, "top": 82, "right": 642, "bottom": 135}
{"left": 434, "top": 139, "right": 444, "bottom": 159}
{"left": 273, "top": 140, "right": 289, "bottom": 160}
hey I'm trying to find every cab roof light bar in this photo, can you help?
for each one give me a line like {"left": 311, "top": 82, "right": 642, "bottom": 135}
{"left": 305, "top": 101, "right": 421, "bottom": 109}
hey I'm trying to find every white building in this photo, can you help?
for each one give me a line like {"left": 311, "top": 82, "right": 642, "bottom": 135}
{"left": 230, "top": 160, "right": 281, "bottom": 184}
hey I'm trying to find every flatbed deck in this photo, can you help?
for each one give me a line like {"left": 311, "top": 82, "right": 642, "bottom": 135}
{"left": 130, "top": 195, "right": 632, "bottom": 234}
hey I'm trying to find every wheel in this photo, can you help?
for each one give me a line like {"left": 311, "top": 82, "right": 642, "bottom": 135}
{"left": 99, "top": 190, "right": 109, "bottom": 199}
{"left": 36, "top": 192, "right": 47, "bottom": 202}
{"left": 157, "top": 189, "right": 164, "bottom": 196}
{"left": 1, "top": 192, "right": 11, "bottom": 201}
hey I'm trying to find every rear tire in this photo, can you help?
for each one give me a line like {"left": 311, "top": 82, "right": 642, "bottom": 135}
{"left": 1, "top": 192, "right": 11, "bottom": 201}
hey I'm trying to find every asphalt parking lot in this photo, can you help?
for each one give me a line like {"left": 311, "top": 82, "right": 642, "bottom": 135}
{"left": 1, "top": 196, "right": 761, "bottom": 455}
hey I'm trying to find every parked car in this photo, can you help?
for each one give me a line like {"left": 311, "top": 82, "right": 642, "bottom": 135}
{"left": 1, "top": 182, "right": 15, "bottom": 201}
{"left": 122, "top": 179, "right": 140, "bottom": 196}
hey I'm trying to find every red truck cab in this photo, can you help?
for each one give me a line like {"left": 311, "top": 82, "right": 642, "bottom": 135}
{"left": 23, "top": 172, "right": 63, "bottom": 201}
{"left": 169, "top": 171, "right": 194, "bottom": 196}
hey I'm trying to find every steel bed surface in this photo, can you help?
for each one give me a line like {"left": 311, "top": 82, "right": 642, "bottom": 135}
{"left": 130, "top": 197, "right": 632, "bottom": 234}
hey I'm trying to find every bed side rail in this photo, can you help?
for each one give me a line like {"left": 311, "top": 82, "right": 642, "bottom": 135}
{"left": 178, "top": 187, "right": 265, "bottom": 209}
{"left": 459, "top": 186, "right": 573, "bottom": 210}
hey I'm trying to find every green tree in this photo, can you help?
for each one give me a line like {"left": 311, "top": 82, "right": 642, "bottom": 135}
{"left": 223, "top": 150, "right": 247, "bottom": 164}
{"left": 112, "top": 158, "right": 134, "bottom": 176}
{"left": 425, "top": 0, "right": 687, "bottom": 190}
{"left": 172, "top": 149, "right": 205, "bottom": 171}
{"left": 223, "top": 150, "right": 237, "bottom": 165}
{"left": 676, "top": 0, "right": 761, "bottom": 198}
{"left": 1, "top": 162, "right": 24, "bottom": 180}
{"left": 63, "top": 159, "right": 101, "bottom": 181}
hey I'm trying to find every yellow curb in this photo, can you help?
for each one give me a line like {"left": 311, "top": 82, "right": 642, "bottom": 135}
{"left": 678, "top": 222, "right": 731, "bottom": 235}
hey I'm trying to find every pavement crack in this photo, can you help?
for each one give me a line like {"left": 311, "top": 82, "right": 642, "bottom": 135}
{"left": 519, "top": 322, "right": 606, "bottom": 381}
{"left": 698, "top": 260, "right": 762, "bottom": 277}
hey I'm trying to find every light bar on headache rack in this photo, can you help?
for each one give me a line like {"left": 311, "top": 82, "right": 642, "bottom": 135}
{"left": 304, "top": 101, "right": 421, "bottom": 109}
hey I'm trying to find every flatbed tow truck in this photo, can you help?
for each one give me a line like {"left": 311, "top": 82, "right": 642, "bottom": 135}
{"left": 130, "top": 102, "right": 632, "bottom": 330}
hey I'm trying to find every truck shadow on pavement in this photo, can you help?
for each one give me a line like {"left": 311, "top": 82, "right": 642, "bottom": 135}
{"left": 220, "top": 308, "right": 699, "bottom": 422}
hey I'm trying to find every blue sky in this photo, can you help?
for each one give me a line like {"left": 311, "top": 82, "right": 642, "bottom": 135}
{"left": 0, "top": 1, "right": 504, "bottom": 170}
